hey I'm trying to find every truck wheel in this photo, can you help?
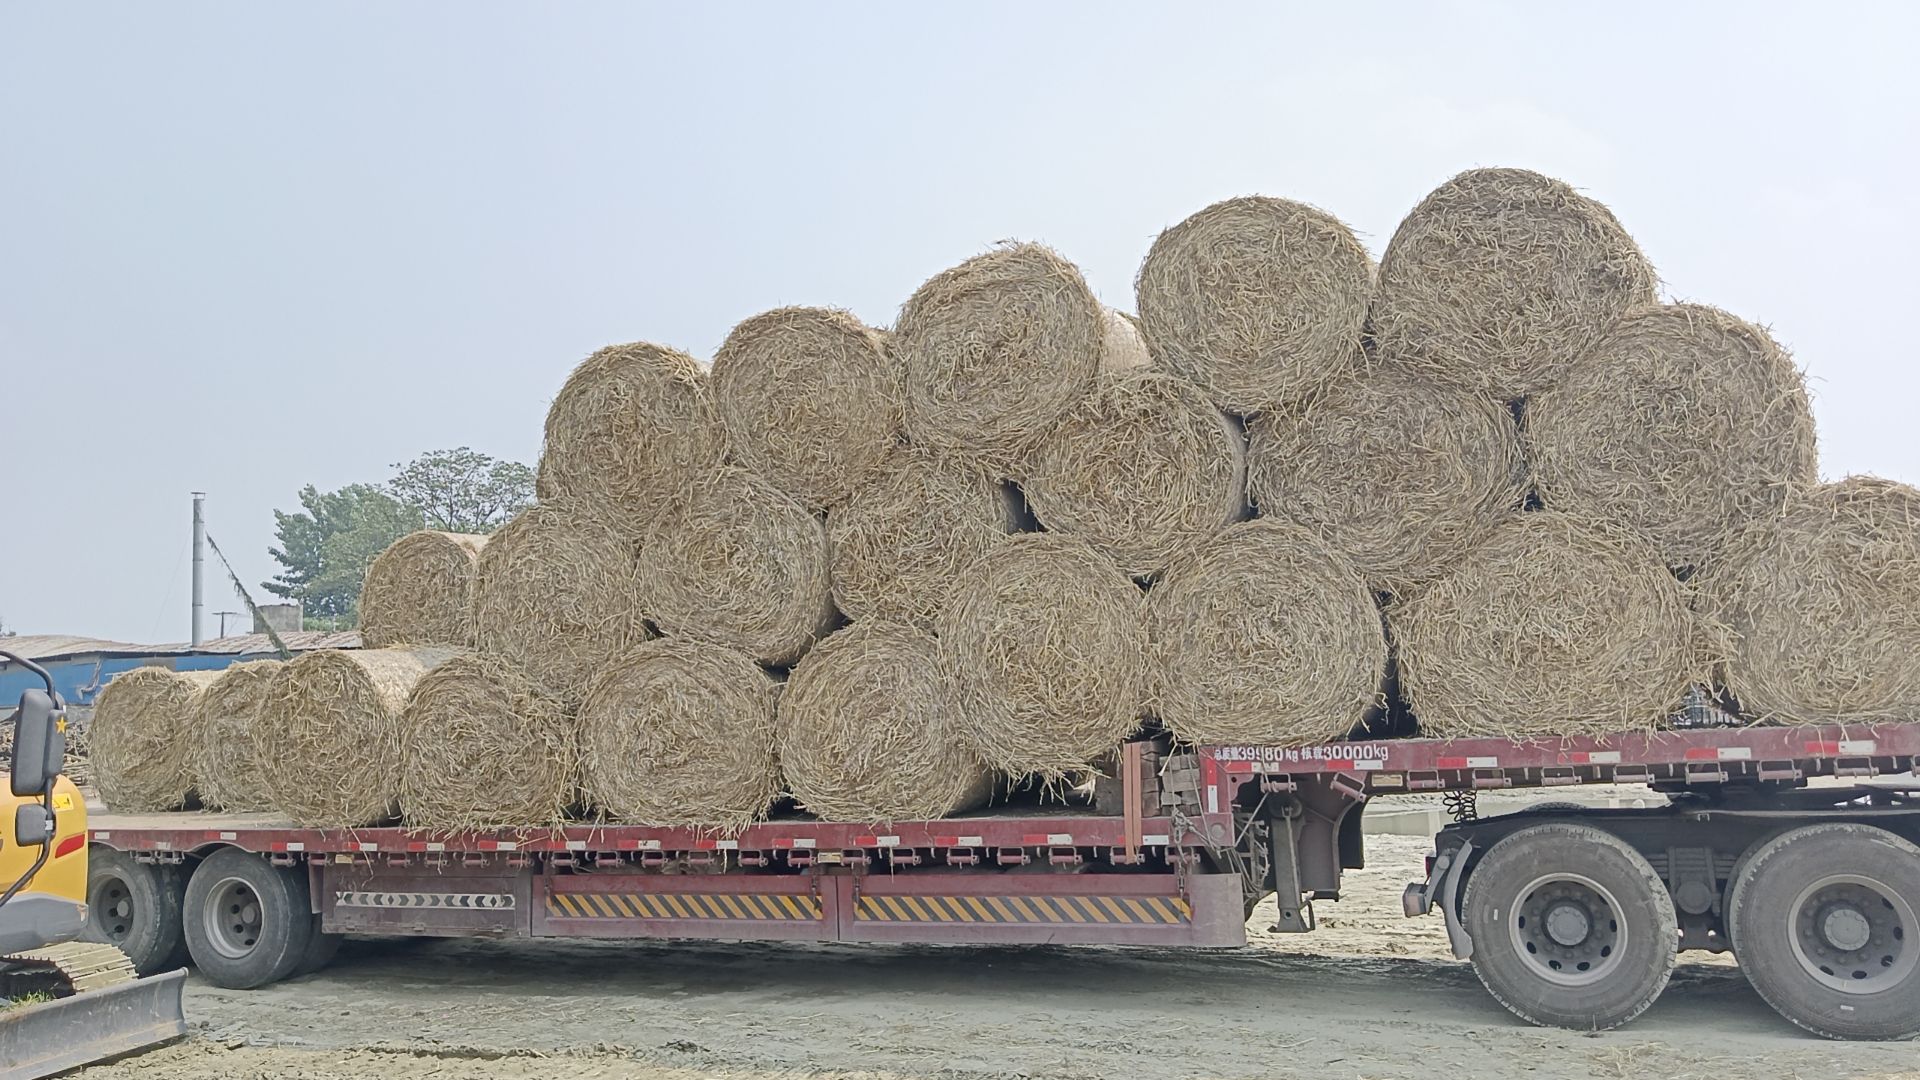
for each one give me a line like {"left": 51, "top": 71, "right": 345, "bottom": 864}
{"left": 1725, "top": 823, "right": 1920, "bottom": 1040}
{"left": 183, "top": 848, "right": 316, "bottom": 989}
{"left": 82, "top": 848, "right": 190, "bottom": 975}
{"left": 1462, "top": 823, "right": 1677, "bottom": 1031}
{"left": 292, "top": 916, "right": 343, "bottom": 977}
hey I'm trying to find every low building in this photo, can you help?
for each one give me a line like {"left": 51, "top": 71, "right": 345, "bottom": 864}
{"left": 0, "top": 631, "right": 361, "bottom": 710}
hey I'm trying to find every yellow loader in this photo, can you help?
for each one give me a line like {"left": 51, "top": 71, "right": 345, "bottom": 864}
{"left": 0, "top": 650, "right": 186, "bottom": 1079}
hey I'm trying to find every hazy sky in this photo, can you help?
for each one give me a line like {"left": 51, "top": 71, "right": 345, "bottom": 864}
{"left": 3, "top": 2, "right": 1915, "bottom": 642}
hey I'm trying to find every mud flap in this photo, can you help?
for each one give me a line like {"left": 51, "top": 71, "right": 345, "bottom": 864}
{"left": 0, "top": 968, "right": 187, "bottom": 1080}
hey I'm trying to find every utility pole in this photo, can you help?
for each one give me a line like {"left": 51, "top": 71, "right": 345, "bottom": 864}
{"left": 191, "top": 492, "right": 206, "bottom": 646}
{"left": 214, "top": 610, "right": 243, "bottom": 637}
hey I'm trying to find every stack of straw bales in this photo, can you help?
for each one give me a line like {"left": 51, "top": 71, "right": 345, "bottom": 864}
{"left": 194, "top": 659, "right": 283, "bottom": 812}
{"left": 229, "top": 161, "right": 1901, "bottom": 834}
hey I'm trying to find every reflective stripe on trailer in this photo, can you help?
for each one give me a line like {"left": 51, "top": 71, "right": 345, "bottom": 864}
{"left": 853, "top": 894, "right": 1190, "bottom": 925}
{"left": 547, "top": 892, "right": 822, "bottom": 921}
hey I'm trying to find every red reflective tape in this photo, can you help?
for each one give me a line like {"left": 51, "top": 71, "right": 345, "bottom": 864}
{"left": 934, "top": 836, "right": 960, "bottom": 847}
{"left": 854, "top": 836, "right": 878, "bottom": 847}
{"left": 1435, "top": 757, "right": 1470, "bottom": 770}
{"left": 691, "top": 839, "right": 718, "bottom": 850}
{"left": 1323, "top": 759, "right": 1356, "bottom": 771}
{"left": 1564, "top": 752, "right": 1590, "bottom": 764}
{"left": 772, "top": 838, "right": 795, "bottom": 849}
{"left": 1683, "top": 747, "right": 1719, "bottom": 761}
{"left": 407, "top": 842, "right": 429, "bottom": 852}
{"left": 1805, "top": 741, "right": 1841, "bottom": 755}
{"left": 1021, "top": 834, "right": 1049, "bottom": 846}
{"left": 54, "top": 832, "right": 86, "bottom": 859}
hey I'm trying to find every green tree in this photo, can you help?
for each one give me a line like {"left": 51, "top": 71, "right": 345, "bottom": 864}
{"left": 263, "top": 484, "right": 423, "bottom": 625}
{"left": 386, "top": 447, "right": 535, "bottom": 534}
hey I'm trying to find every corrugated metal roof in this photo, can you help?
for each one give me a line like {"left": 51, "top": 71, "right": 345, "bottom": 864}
{"left": 0, "top": 631, "right": 361, "bottom": 662}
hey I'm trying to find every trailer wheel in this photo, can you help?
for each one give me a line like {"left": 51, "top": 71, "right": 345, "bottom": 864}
{"left": 292, "top": 916, "right": 343, "bottom": 977}
{"left": 1462, "top": 823, "right": 1676, "bottom": 1031}
{"left": 1725, "top": 823, "right": 1920, "bottom": 1040}
{"left": 81, "top": 848, "right": 189, "bottom": 975}
{"left": 183, "top": 848, "right": 316, "bottom": 989}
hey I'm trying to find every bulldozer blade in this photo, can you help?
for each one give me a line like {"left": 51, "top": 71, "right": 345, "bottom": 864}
{"left": 0, "top": 968, "right": 187, "bottom": 1080}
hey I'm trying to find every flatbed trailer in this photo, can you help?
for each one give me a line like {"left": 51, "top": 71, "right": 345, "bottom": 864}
{"left": 84, "top": 722, "right": 1920, "bottom": 1040}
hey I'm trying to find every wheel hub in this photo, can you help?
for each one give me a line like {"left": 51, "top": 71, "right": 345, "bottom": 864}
{"left": 1789, "top": 875, "right": 1914, "bottom": 995}
{"left": 88, "top": 877, "right": 134, "bottom": 942}
{"left": 1544, "top": 901, "right": 1593, "bottom": 947}
{"left": 1510, "top": 874, "right": 1626, "bottom": 987}
{"left": 203, "top": 877, "right": 265, "bottom": 961}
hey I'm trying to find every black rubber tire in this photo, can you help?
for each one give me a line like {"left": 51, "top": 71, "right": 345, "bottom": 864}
{"left": 1725, "top": 823, "right": 1920, "bottom": 1040}
{"left": 292, "top": 916, "right": 343, "bottom": 977}
{"left": 1513, "top": 801, "right": 1592, "bottom": 816}
{"left": 81, "top": 848, "right": 190, "bottom": 975}
{"left": 183, "top": 848, "right": 316, "bottom": 989}
{"left": 1462, "top": 822, "right": 1677, "bottom": 1031}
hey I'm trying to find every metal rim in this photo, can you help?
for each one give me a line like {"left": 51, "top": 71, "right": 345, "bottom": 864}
{"left": 1508, "top": 871, "right": 1627, "bottom": 987}
{"left": 1786, "top": 872, "right": 1915, "bottom": 995}
{"left": 88, "top": 874, "right": 136, "bottom": 944}
{"left": 202, "top": 876, "right": 266, "bottom": 961}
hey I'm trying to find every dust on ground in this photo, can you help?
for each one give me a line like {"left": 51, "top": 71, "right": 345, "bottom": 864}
{"left": 76, "top": 834, "right": 1914, "bottom": 1080}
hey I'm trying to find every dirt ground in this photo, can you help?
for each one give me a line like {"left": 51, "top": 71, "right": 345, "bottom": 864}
{"left": 75, "top": 832, "right": 1917, "bottom": 1080}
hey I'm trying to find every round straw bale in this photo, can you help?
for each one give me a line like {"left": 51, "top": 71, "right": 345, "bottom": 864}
{"left": 1524, "top": 303, "right": 1818, "bottom": 571}
{"left": 780, "top": 621, "right": 992, "bottom": 821}
{"left": 1247, "top": 369, "right": 1526, "bottom": 595}
{"left": 1017, "top": 369, "right": 1247, "bottom": 575}
{"left": 194, "top": 659, "right": 283, "bottom": 812}
{"left": 1697, "top": 477, "right": 1920, "bottom": 724}
{"left": 634, "top": 467, "right": 836, "bottom": 666}
{"left": 535, "top": 341, "right": 724, "bottom": 523}
{"left": 1390, "top": 512, "right": 1697, "bottom": 738}
{"left": 1100, "top": 308, "right": 1152, "bottom": 373}
{"left": 1136, "top": 195, "right": 1374, "bottom": 413}
{"left": 90, "top": 667, "right": 218, "bottom": 812}
{"left": 713, "top": 306, "right": 903, "bottom": 510}
{"left": 892, "top": 242, "right": 1105, "bottom": 468}
{"left": 398, "top": 654, "right": 574, "bottom": 830}
{"left": 359, "top": 531, "right": 489, "bottom": 648}
{"left": 578, "top": 638, "right": 780, "bottom": 830}
{"left": 1370, "top": 168, "right": 1658, "bottom": 400}
{"left": 472, "top": 503, "right": 650, "bottom": 703}
{"left": 826, "top": 450, "right": 1021, "bottom": 628}
{"left": 936, "top": 534, "right": 1147, "bottom": 777}
{"left": 254, "top": 647, "right": 458, "bottom": 826}
{"left": 1148, "top": 519, "right": 1385, "bottom": 746}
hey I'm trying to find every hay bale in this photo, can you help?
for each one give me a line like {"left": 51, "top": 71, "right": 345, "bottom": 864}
{"left": 1390, "top": 512, "right": 1697, "bottom": 738}
{"left": 826, "top": 450, "right": 1021, "bottom": 628}
{"left": 472, "top": 503, "right": 650, "bottom": 703}
{"left": 398, "top": 654, "right": 574, "bottom": 830}
{"left": 1246, "top": 370, "right": 1526, "bottom": 595}
{"left": 1147, "top": 519, "right": 1386, "bottom": 746}
{"left": 1697, "top": 477, "right": 1920, "bottom": 724}
{"left": 90, "top": 667, "right": 218, "bottom": 812}
{"left": 892, "top": 242, "right": 1106, "bottom": 468}
{"left": 635, "top": 467, "right": 836, "bottom": 666}
{"left": 936, "top": 534, "right": 1147, "bottom": 777}
{"left": 1370, "top": 168, "right": 1658, "bottom": 400}
{"left": 1524, "top": 303, "right": 1818, "bottom": 571}
{"left": 1135, "top": 195, "right": 1374, "bottom": 413}
{"left": 1017, "top": 369, "right": 1247, "bottom": 575}
{"left": 359, "top": 531, "right": 489, "bottom": 648}
{"left": 578, "top": 638, "right": 780, "bottom": 830}
{"left": 1100, "top": 308, "right": 1152, "bottom": 373}
{"left": 535, "top": 341, "right": 724, "bottom": 522}
{"left": 254, "top": 647, "right": 457, "bottom": 826}
{"left": 194, "top": 660, "right": 283, "bottom": 812}
{"left": 713, "top": 306, "right": 902, "bottom": 510}
{"left": 780, "top": 621, "right": 992, "bottom": 821}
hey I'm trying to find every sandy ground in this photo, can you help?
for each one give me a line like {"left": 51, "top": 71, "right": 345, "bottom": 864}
{"left": 74, "top": 832, "right": 1917, "bottom": 1080}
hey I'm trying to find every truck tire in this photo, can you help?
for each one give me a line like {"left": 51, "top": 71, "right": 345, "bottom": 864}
{"left": 292, "top": 915, "right": 343, "bottom": 977}
{"left": 1462, "top": 822, "right": 1677, "bottom": 1031}
{"left": 183, "top": 848, "right": 316, "bottom": 989}
{"left": 81, "top": 848, "right": 189, "bottom": 975}
{"left": 1724, "top": 823, "right": 1920, "bottom": 1040}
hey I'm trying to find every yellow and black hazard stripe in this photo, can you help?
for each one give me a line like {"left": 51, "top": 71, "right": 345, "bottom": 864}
{"left": 854, "top": 894, "right": 1190, "bottom": 925}
{"left": 547, "top": 891, "right": 821, "bottom": 921}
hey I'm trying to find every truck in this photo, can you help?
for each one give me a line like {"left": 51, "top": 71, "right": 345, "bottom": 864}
{"left": 78, "top": 717, "right": 1920, "bottom": 1041}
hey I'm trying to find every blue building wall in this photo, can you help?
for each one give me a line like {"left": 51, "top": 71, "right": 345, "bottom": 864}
{"left": 0, "top": 652, "right": 282, "bottom": 709}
